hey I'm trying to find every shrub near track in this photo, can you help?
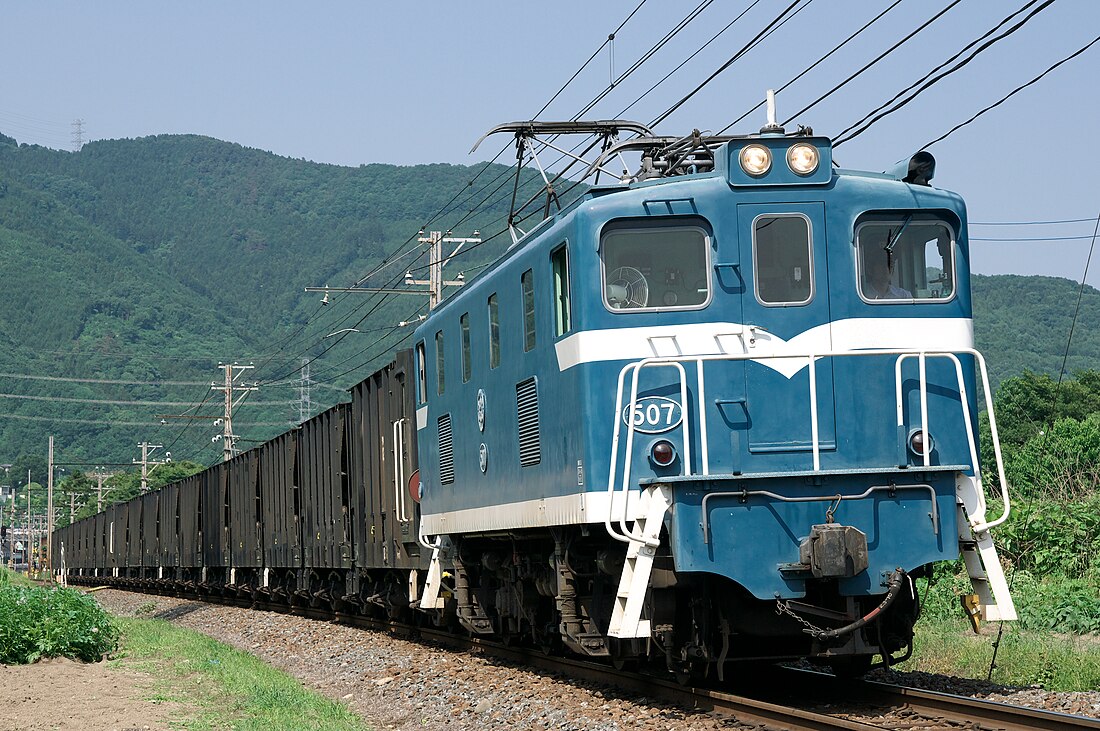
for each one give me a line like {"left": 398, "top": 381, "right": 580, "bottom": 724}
{"left": 0, "top": 584, "right": 119, "bottom": 664}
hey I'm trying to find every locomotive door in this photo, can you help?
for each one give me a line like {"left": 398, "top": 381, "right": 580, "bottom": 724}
{"left": 736, "top": 202, "right": 837, "bottom": 464}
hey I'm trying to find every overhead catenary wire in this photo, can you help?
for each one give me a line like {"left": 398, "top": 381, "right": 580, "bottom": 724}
{"left": 780, "top": 0, "right": 964, "bottom": 127}
{"left": 923, "top": 31, "right": 1100, "bottom": 149}
{"left": 833, "top": 0, "right": 1056, "bottom": 147}
{"left": 650, "top": 0, "right": 808, "bottom": 127}
{"left": 718, "top": 0, "right": 906, "bottom": 134}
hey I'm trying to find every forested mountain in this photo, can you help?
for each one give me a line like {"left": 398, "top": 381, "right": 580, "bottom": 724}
{"left": 0, "top": 130, "right": 1095, "bottom": 471}
{"left": 0, "top": 132, "right": 518, "bottom": 467}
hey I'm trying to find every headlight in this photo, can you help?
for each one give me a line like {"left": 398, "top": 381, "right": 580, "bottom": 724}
{"left": 739, "top": 144, "right": 772, "bottom": 176}
{"left": 787, "top": 143, "right": 819, "bottom": 175}
{"left": 908, "top": 429, "right": 934, "bottom": 458}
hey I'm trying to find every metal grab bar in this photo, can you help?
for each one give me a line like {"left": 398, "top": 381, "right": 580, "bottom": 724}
{"left": 700, "top": 483, "right": 940, "bottom": 544}
{"left": 604, "top": 345, "right": 1012, "bottom": 543}
{"left": 605, "top": 360, "right": 689, "bottom": 545}
{"left": 392, "top": 418, "right": 410, "bottom": 523}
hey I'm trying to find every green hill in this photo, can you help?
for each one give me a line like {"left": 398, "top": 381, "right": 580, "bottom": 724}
{"left": 0, "top": 132, "right": 520, "bottom": 466}
{"left": 0, "top": 130, "right": 1094, "bottom": 468}
{"left": 972, "top": 274, "right": 1100, "bottom": 388}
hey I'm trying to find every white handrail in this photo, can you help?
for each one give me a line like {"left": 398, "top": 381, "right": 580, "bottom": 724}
{"left": 606, "top": 346, "right": 1012, "bottom": 540}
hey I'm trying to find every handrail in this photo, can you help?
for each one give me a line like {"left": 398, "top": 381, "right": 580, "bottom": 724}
{"left": 604, "top": 345, "right": 1012, "bottom": 542}
{"left": 392, "top": 418, "right": 410, "bottom": 523}
{"left": 605, "top": 360, "right": 689, "bottom": 545}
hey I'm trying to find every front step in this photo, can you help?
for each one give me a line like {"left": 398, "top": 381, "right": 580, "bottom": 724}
{"left": 955, "top": 475, "right": 1017, "bottom": 622}
{"left": 608, "top": 484, "right": 673, "bottom": 639}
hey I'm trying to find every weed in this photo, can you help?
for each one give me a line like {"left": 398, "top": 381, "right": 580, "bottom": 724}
{"left": 0, "top": 585, "right": 119, "bottom": 664}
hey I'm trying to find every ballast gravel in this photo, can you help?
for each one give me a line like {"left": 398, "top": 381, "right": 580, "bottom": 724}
{"left": 92, "top": 590, "right": 1100, "bottom": 729}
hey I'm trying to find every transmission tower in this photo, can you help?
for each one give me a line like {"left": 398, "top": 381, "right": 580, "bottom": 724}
{"left": 71, "top": 119, "right": 84, "bottom": 152}
{"left": 298, "top": 358, "right": 312, "bottom": 423}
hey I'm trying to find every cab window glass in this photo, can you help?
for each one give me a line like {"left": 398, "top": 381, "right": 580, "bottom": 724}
{"left": 753, "top": 214, "right": 812, "bottom": 305}
{"left": 415, "top": 341, "right": 426, "bottom": 404}
{"left": 601, "top": 225, "right": 709, "bottom": 311}
{"left": 521, "top": 269, "right": 536, "bottom": 352}
{"left": 857, "top": 219, "right": 955, "bottom": 302}
{"left": 488, "top": 293, "right": 500, "bottom": 368}
{"left": 551, "top": 244, "right": 571, "bottom": 336}
{"left": 435, "top": 330, "right": 445, "bottom": 395}
{"left": 460, "top": 312, "right": 471, "bottom": 383}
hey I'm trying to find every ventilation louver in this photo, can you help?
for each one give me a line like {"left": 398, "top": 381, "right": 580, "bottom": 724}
{"left": 438, "top": 413, "right": 455, "bottom": 484}
{"left": 516, "top": 377, "right": 541, "bottom": 467}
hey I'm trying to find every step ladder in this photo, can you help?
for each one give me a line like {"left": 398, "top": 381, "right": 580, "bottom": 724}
{"left": 608, "top": 484, "right": 673, "bottom": 639}
{"left": 955, "top": 476, "right": 1017, "bottom": 622}
{"left": 418, "top": 539, "right": 447, "bottom": 611}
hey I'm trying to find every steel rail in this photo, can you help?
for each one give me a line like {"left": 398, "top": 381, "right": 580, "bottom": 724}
{"left": 79, "top": 583, "right": 1099, "bottom": 731}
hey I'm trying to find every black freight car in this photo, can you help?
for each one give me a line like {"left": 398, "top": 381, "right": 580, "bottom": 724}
{"left": 56, "top": 351, "right": 428, "bottom": 615}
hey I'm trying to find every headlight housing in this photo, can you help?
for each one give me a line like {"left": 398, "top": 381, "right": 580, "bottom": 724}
{"left": 787, "top": 143, "right": 820, "bottom": 175}
{"left": 739, "top": 144, "right": 772, "bottom": 176}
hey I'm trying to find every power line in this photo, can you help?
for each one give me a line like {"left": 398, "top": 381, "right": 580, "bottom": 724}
{"left": 971, "top": 235, "right": 1100, "bottom": 242}
{"left": 781, "top": 0, "right": 964, "bottom": 126}
{"left": 833, "top": 0, "right": 1056, "bottom": 147}
{"left": 718, "top": 0, "right": 906, "bottom": 134}
{"left": 651, "top": 0, "right": 808, "bottom": 127}
{"left": 0, "top": 372, "right": 208, "bottom": 387}
{"left": 0, "top": 392, "right": 294, "bottom": 407}
{"left": 923, "top": 31, "right": 1100, "bottom": 149}
{"left": 972, "top": 217, "right": 1099, "bottom": 226}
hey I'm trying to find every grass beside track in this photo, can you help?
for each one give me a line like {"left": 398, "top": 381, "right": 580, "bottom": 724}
{"left": 903, "top": 614, "right": 1100, "bottom": 691}
{"left": 112, "top": 616, "right": 368, "bottom": 731}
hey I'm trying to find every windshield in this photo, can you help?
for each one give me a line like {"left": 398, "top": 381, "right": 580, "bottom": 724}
{"left": 856, "top": 217, "right": 955, "bottom": 303}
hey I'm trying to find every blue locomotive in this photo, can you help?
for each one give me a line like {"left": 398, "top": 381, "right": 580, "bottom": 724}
{"left": 412, "top": 115, "right": 1016, "bottom": 676}
{"left": 55, "top": 111, "right": 1017, "bottom": 681}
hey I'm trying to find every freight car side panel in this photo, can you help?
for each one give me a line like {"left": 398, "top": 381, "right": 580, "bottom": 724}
{"left": 350, "top": 350, "right": 425, "bottom": 571}
{"left": 141, "top": 491, "right": 159, "bottom": 569}
{"left": 259, "top": 431, "right": 300, "bottom": 568}
{"left": 125, "top": 499, "right": 142, "bottom": 568}
{"left": 228, "top": 451, "right": 262, "bottom": 568}
{"left": 179, "top": 474, "right": 202, "bottom": 568}
{"left": 159, "top": 482, "right": 180, "bottom": 568}
{"left": 299, "top": 405, "right": 352, "bottom": 570}
{"left": 200, "top": 465, "right": 229, "bottom": 567}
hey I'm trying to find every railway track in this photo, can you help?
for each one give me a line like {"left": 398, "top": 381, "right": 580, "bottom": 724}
{"left": 92, "top": 584, "right": 1099, "bottom": 731}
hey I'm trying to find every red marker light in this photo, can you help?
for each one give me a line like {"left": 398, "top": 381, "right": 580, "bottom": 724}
{"left": 651, "top": 440, "right": 676, "bottom": 467}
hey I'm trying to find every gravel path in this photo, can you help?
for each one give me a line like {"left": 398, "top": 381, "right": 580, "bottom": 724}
{"left": 93, "top": 590, "right": 1100, "bottom": 729}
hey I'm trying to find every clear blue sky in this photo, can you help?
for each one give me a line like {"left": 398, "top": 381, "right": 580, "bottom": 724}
{"left": 3, "top": 1, "right": 1098, "bottom": 283}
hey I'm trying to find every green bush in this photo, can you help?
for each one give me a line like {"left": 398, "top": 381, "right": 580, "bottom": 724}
{"left": 0, "top": 585, "right": 119, "bottom": 664}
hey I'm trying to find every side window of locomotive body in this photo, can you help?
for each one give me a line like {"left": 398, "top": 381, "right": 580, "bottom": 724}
{"left": 521, "top": 269, "right": 536, "bottom": 351}
{"left": 435, "top": 330, "right": 445, "bottom": 395}
{"left": 753, "top": 214, "right": 813, "bottom": 306}
{"left": 601, "top": 224, "right": 710, "bottom": 311}
{"left": 460, "top": 312, "right": 471, "bottom": 383}
{"left": 416, "top": 341, "right": 427, "bottom": 404}
{"left": 856, "top": 218, "right": 955, "bottom": 303}
{"left": 488, "top": 293, "right": 500, "bottom": 368}
{"left": 551, "top": 243, "right": 571, "bottom": 337}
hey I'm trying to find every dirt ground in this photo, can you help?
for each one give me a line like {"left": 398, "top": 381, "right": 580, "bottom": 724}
{"left": 0, "top": 656, "right": 182, "bottom": 731}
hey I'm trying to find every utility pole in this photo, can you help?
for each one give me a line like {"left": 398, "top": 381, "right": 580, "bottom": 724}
{"left": 212, "top": 363, "right": 257, "bottom": 462}
{"left": 133, "top": 443, "right": 169, "bottom": 494}
{"left": 299, "top": 358, "right": 312, "bottom": 423}
{"left": 304, "top": 229, "right": 479, "bottom": 312}
{"left": 47, "top": 437, "right": 54, "bottom": 574}
{"left": 94, "top": 469, "right": 121, "bottom": 512}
